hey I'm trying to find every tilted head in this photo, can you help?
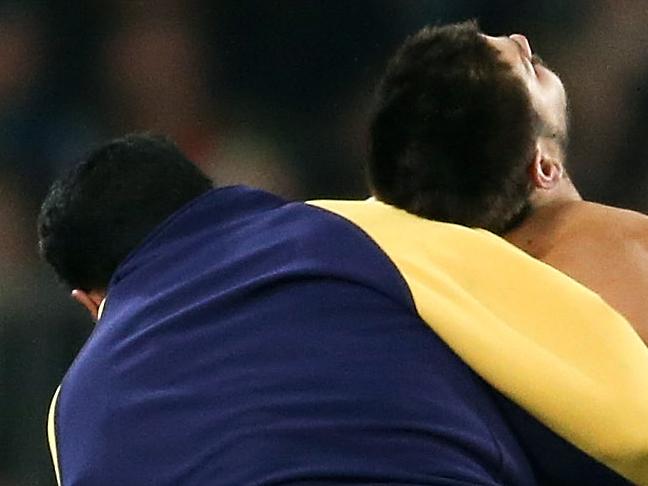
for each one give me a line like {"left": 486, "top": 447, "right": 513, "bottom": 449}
{"left": 38, "top": 134, "right": 213, "bottom": 317}
{"left": 368, "top": 21, "right": 570, "bottom": 233}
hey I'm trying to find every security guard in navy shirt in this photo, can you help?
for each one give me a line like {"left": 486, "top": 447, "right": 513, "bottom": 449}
{"left": 40, "top": 135, "right": 648, "bottom": 485}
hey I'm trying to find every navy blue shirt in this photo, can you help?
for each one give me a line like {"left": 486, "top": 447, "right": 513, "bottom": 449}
{"left": 51, "top": 187, "right": 628, "bottom": 485}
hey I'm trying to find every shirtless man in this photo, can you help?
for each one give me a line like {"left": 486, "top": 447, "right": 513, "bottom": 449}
{"left": 488, "top": 29, "right": 648, "bottom": 343}
{"left": 367, "top": 20, "right": 648, "bottom": 344}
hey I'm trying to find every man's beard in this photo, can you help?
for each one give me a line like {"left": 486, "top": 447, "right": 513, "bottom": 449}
{"left": 500, "top": 195, "right": 533, "bottom": 234}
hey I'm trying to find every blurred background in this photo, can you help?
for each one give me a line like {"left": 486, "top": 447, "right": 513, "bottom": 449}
{"left": 1, "top": 0, "right": 647, "bottom": 484}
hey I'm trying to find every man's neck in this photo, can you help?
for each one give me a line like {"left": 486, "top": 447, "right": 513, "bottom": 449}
{"left": 505, "top": 176, "right": 583, "bottom": 258}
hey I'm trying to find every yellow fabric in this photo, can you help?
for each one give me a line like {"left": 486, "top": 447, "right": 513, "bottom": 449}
{"left": 309, "top": 198, "right": 648, "bottom": 485}
{"left": 47, "top": 385, "right": 62, "bottom": 486}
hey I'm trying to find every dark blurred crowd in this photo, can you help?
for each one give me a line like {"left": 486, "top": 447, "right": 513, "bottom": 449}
{"left": 2, "top": 1, "right": 648, "bottom": 484}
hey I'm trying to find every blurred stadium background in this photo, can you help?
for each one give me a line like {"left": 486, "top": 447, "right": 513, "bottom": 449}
{"left": 2, "top": 1, "right": 647, "bottom": 484}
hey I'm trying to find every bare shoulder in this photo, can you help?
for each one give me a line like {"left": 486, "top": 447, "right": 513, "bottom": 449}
{"left": 577, "top": 200, "right": 647, "bottom": 219}
{"left": 505, "top": 199, "right": 648, "bottom": 342}
{"left": 575, "top": 201, "right": 648, "bottom": 242}
{"left": 547, "top": 201, "right": 648, "bottom": 343}
{"left": 507, "top": 200, "right": 648, "bottom": 257}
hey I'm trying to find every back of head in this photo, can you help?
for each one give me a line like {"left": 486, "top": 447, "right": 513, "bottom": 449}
{"left": 38, "top": 134, "right": 213, "bottom": 291}
{"left": 369, "top": 21, "right": 538, "bottom": 233}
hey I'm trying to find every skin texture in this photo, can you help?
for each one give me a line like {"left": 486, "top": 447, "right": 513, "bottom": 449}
{"left": 486, "top": 33, "right": 648, "bottom": 344}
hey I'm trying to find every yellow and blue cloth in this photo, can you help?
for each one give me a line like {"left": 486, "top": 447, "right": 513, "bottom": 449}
{"left": 311, "top": 198, "right": 648, "bottom": 485}
{"left": 48, "top": 188, "right": 648, "bottom": 485}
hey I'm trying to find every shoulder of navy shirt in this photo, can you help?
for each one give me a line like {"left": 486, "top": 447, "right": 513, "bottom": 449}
{"left": 53, "top": 186, "right": 629, "bottom": 485}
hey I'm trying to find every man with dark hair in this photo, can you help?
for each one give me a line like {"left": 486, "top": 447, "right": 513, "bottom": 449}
{"left": 370, "top": 20, "right": 648, "bottom": 342}
{"left": 39, "top": 134, "right": 213, "bottom": 316}
{"left": 41, "top": 133, "right": 531, "bottom": 485}
{"left": 369, "top": 20, "right": 566, "bottom": 235}
{"left": 41, "top": 134, "right": 648, "bottom": 485}
{"left": 367, "top": 21, "right": 648, "bottom": 484}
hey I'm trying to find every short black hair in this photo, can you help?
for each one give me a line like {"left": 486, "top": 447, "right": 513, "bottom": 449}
{"left": 38, "top": 134, "right": 213, "bottom": 291}
{"left": 368, "top": 21, "right": 539, "bottom": 233}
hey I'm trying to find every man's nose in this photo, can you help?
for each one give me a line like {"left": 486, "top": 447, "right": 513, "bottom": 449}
{"left": 509, "top": 34, "right": 532, "bottom": 59}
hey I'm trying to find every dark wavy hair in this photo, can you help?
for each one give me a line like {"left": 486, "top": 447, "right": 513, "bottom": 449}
{"left": 38, "top": 134, "right": 213, "bottom": 291}
{"left": 368, "top": 21, "right": 540, "bottom": 233}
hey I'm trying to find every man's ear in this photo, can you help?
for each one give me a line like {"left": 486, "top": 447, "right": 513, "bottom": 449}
{"left": 71, "top": 289, "right": 104, "bottom": 321}
{"left": 528, "top": 145, "right": 564, "bottom": 190}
